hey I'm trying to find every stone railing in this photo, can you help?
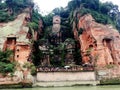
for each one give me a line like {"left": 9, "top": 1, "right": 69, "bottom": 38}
{"left": 37, "top": 65, "right": 94, "bottom": 72}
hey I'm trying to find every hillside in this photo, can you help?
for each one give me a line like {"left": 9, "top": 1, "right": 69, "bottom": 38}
{"left": 0, "top": 0, "right": 120, "bottom": 82}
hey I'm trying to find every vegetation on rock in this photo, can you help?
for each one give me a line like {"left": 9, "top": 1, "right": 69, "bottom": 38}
{"left": 0, "top": 0, "right": 120, "bottom": 68}
{"left": 29, "top": 0, "right": 120, "bottom": 67}
{"left": 23, "top": 62, "right": 37, "bottom": 75}
{"left": 0, "top": 50, "right": 15, "bottom": 76}
{"left": 0, "top": 0, "right": 34, "bottom": 22}
{"left": 44, "top": 0, "right": 120, "bottom": 31}
{"left": 100, "top": 77, "right": 120, "bottom": 85}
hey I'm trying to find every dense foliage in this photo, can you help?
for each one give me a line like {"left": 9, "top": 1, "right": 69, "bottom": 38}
{"left": 0, "top": 50, "right": 15, "bottom": 75}
{"left": 28, "top": 9, "right": 42, "bottom": 31}
{"left": 33, "top": 0, "right": 120, "bottom": 66}
{"left": 0, "top": 0, "right": 34, "bottom": 22}
{"left": 43, "top": 0, "right": 120, "bottom": 31}
{"left": 0, "top": 0, "right": 120, "bottom": 67}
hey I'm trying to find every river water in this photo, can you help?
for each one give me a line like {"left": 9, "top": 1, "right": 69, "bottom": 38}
{"left": 1, "top": 85, "right": 120, "bottom": 90}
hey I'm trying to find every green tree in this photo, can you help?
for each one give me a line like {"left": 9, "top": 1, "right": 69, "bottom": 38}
{"left": 81, "top": 0, "right": 99, "bottom": 11}
{"left": 43, "top": 13, "right": 54, "bottom": 27}
{"left": 0, "top": 0, "right": 34, "bottom": 22}
{"left": 68, "top": 0, "right": 81, "bottom": 11}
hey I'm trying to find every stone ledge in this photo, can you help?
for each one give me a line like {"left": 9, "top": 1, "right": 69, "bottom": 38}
{"left": 33, "top": 81, "right": 100, "bottom": 87}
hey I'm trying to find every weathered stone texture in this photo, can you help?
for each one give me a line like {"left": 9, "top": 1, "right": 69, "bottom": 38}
{"left": 52, "top": 15, "right": 61, "bottom": 33}
{"left": 0, "top": 10, "right": 31, "bottom": 64}
{"left": 75, "top": 14, "right": 120, "bottom": 67}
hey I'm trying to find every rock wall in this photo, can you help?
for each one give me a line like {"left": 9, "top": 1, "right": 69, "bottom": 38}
{"left": 98, "top": 66, "right": 120, "bottom": 79}
{"left": 74, "top": 14, "right": 120, "bottom": 68}
{"left": 15, "top": 44, "right": 31, "bottom": 64}
{"left": 0, "top": 8, "right": 32, "bottom": 64}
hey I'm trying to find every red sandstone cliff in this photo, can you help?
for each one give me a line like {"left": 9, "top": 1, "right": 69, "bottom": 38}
{"left": 74, "top": 14, "right": 120, "bottom": 68}
{"left": 0, "top": 8, "right": 43, "bottom": 64}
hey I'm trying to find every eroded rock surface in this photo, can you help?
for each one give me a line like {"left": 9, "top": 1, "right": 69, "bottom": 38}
{"left": 74, "top": 14, "right": 120, "bottom": 68}
{"left": 0, "top": 8, "right": 31, "bottom": 64}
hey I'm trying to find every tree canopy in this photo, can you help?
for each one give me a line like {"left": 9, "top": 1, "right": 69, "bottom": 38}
{"left": 67, "top": 0, "right": 120, "bottom": 31}
{"left": 44, "top": 0, "right": 120, "bottom": 31}
{"left": 0, "top": 0, "right": 34, "bottom": 22}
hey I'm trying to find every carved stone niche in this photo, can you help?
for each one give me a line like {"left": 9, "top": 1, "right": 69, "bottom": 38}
{"left": 4, "top": 35, "right": 16, "bottom": 51}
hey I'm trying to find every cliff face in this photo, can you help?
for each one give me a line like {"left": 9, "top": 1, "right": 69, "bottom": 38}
{"left": 0, "top": 8, "right": 32, "bottom": 64}
{"left": 74, "top": 14, "right": 120, "bottom": 68}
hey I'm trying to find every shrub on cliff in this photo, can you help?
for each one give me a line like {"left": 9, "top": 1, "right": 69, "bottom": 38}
{"left": 23, "top": 62, "right": 37, "bottom": 75}
{"left": 0, "top": 50, "right": 15, "bottom": 75}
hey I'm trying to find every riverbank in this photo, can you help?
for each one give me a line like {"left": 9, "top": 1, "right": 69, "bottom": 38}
{"left": 33, "top": 81, "right": 99, "bottom": 87}
{"left": 0, "top": 80, "right": 32, "bottom": 89}
{"left": 33, "top": 71, "right": 99, "bottom": 87}
{"left": 1, "top": 70, "right": 120, "bottom": 88}
{"left": 2, "top": 85, "right": 120, "bottom": 90}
